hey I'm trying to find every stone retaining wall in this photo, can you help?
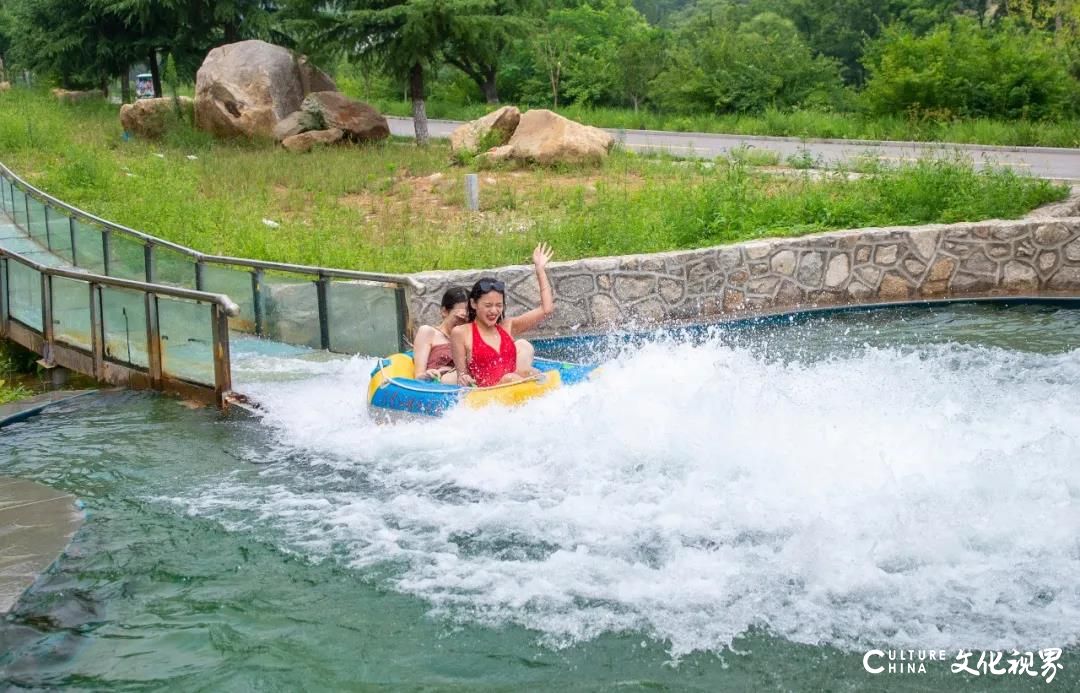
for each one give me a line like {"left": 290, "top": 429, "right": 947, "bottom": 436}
{"left": 408, "top": 204, "right": 1080, "bottom": 337}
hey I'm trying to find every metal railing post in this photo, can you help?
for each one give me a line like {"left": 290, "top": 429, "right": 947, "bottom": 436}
{"left": 69, "top": 215, "right": 77, "bottom": 265}
{"left": 145, "top": 292, "right": 162, "bottom": 389}
{"left": 102, "top": 228, "right": 112, "bottom": 275}
{"left": 89, "top": 283, "right": 104, "bottom": 379}
{"left": 211, "top": 303, "right": 233, "bottom": 406}
{"left": 41, "top": 272, "right": 54, "bottom": 364}
{"left": 195, "top": 260, "right": 205, "bottom": 291}
{"left": 43, "top": 204, "right": 52, "bottom": 250}
{"left": 316, "top": 275, "right": 331, "bottom": 350}
{"left": 252, "top": 268, "right": 265, "bottom": 337}
{"left": 395, "top": 285, "right": 410, "bottom": 352}
{"left": 144, "top": 242, "right": 155, "bottom": 283}
{"left": 0, "top": 257, "right": 8, "bottom": 337}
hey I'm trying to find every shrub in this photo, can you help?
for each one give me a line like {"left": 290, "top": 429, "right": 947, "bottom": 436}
{"left": 861, "top": 18, "right": 1076, "bottom": 120}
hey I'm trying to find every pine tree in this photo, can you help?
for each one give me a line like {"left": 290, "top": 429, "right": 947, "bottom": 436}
{"left": 288, "top": 0, "right": 494, "bottom": 144}
{"left": 442, "top": 0, "right": 533, "bottom": 104}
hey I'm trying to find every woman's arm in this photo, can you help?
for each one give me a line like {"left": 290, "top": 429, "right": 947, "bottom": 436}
{"left": 507, "top": 242, "right": 555, "bottom": 337}
{"left": 451, "top": 324, "right": 476, "bottom": 386}
{"left": 412, "top": 325, "right": 436, "bottom": 379}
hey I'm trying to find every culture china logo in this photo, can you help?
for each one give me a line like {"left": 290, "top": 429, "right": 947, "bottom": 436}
{"left": 862, "top": 648, "right": 1064, "bottom": 683}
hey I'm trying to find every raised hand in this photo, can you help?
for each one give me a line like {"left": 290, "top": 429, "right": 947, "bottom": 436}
{"left": 532, "top": 242, "right": 553, "bottom": 269}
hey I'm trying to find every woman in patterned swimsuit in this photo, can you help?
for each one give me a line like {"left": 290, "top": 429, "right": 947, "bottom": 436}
{"left": 451, "top": 243, "right": 555, "bottom": 387}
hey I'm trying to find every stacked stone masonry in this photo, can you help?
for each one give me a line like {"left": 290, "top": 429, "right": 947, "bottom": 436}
{"left": 408, "top": 206, "right": 1080, "bottom": 338}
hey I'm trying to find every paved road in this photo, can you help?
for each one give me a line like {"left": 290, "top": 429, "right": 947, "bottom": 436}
{"left": 388, "top": 116, "right": 1080, "bottom": 181}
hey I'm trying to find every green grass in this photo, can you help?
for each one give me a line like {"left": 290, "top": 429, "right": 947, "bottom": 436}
{"left": 370, "top": 99, "right": 1080, "bottom": 149}
{"left": 0, "top": 88, "right": 1068, "bottom": 274}
{"left": 0, "top": 340, "right": 35, "bottom": 405}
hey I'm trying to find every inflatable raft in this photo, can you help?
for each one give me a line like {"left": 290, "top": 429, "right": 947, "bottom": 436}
{"left": 367, "top": 352, "right": 598, "bottom": 416}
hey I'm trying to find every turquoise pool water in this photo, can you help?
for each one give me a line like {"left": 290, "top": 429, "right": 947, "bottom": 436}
{"left": 2, "top": 302, "right": 1078, "bottom": 690}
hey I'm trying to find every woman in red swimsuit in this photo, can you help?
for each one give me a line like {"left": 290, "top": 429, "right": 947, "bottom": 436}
{"left": 413, "top": 287, "right": 469, "bottom": 383}
{"left": 451, "top": 243, "right": 555, "bottom": 387}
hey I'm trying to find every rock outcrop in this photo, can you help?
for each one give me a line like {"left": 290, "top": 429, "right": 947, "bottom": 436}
{"left": 194, "top": 40, "right": 336, "bottom": 139}
{"left": 119, "top": 97, "right": 194, "bottom": 139}
{"left": 480, "top": 109, "right": 614, "bottom": 165}
{"left": 449, "top": 106, "right": 520, "bottom": 153}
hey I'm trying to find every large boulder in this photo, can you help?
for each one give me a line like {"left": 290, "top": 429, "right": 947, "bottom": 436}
{"left": 482, "top": 110, "right": 614, "bottom": 165}
{"left": 300, "top": 91, "right": 389, "bottom": 142}
{"left": 282, "top": 128, "right": 344, "bottom": 153}
{"left": 194, "top": 40, "right": 336, "bottom": 140}
{"left": 119, "top": 97, "right": 194, "bottom": 139}
{"left": 450, "top": 105, "right": 520, "bottom": 153}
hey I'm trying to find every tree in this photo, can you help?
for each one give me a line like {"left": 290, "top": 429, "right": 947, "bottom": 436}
{"left": 288, "top": 0, "right": 479, "bottom": 145}
{"left": 532, "top": 20, "right": 573, "bottom": 108}
{"left": 0, "top": 1, "right": 13, "bottom": 81}
{"left": 616, "top": 26, "right": 663, "bottom": 112}
{"left": 652, "top": 8, "right": 844, "bottom": 113}
{"left": 442, "top": 0, "right": 532, "bottom": 104}
{"left": 861, "top": 17, "right": 1075, "bottom": 119}
{"left": 8, "top": 0, "right": 138, "bottom": 90}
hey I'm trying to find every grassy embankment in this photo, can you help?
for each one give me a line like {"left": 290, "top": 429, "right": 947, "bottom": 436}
{"left": 0, "top": 88, "right": 1068, "bottom": 275}
{"left": 371, "top": 99, "right": 1080, "bottom": 149}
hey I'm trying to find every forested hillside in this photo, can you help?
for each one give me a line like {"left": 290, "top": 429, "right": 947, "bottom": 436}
{"left": 2, "top": 1, "right": 1078, "bottom": 124}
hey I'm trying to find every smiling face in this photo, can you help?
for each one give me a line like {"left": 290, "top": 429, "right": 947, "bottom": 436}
{"left": 441, "top": 301, "right": 468, "bottom": 327}
{"left": 471, "top": 291, "right": 504, "bottom": 327}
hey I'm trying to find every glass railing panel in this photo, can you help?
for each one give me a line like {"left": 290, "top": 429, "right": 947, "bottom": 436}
{"left": 153, "top": 247, "right": 197, "bottom": 289}
{"left": 108, "top": 233, "right": 146, "bottom": 282}
{"left": 72, "top": 219, "right": 107, "bottom": 273}
{"left": 10, "top": 186, "right": 28, "bottom": 229}
{"left": 26, "top": 196, "right": 50, "bottom": 249}
{"left": 328, "top": 281, "right": 401, "bottom": 356}
{"left": 158, "top": 296, "right": 215, "bottom": 385}
{"left": 201, "top": 264, "right": 256, "bottom": 332}
{"left": 51, "top": 275, "right": 92, "bottom": 350}
{"left": 263, "top": 274, "right": 321, "bottom": 348}
{"left": 7, "top": 258, "right": 43, "bottom": 330}
{"left": 100, "top": 286, "right": 148, "bottom": 367}
{"left": 47, "top": 209, "right": 74, "bottom": 263}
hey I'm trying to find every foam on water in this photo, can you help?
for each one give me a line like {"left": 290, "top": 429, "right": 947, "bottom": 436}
{"left": 191, "top": 330, "right": 1080, "bottom": 657}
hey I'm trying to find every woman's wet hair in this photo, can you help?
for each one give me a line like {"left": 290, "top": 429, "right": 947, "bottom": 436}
{"left": 467, "top": 277, "right": 506, "bottom": 322}
{"left": 440, "top": 287, "right": 469, "bottom": 312}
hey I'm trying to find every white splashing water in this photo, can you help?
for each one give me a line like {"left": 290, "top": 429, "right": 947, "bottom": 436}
{"left": 190, "top": 332, "right": 1080, "bottom": 657}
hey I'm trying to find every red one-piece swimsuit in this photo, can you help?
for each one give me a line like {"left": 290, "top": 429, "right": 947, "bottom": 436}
{"left": 468, "top": 321, "right": 517, "bottom": 387}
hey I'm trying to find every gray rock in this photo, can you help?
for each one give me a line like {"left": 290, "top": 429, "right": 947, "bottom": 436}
{"left": 300, "top": 91, "right": 389, "bottom": 142}
{"left": 770, "top": 250, "right": 796, "bottom": 276}
{"left": 614, "top": 275, "right": 655, "bottom": 301}
{"left": 1002, "top": 261, "right": 1038, "bottom": 290}
{"left": 825, "top": 254, "right": 849, "bottom": 287}
{"left": 273, "top": 109, "right": 321, "bottom": 141}
{"left": 195, "top": 39, "right": 336, "bottom": 139}
{"left": 796, "top": 252, "right": 824, "bottom": 287}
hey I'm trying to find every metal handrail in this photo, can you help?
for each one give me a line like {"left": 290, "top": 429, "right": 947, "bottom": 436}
{"left": 0, "top": 161, "right": 420, "bottom": 289}
{"left": 1, "top": 243, "right": 236, "bottom": 406}
{"left": 0, "top": 246, "right": 240, "bottom": 315}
